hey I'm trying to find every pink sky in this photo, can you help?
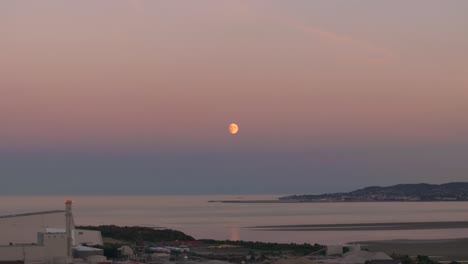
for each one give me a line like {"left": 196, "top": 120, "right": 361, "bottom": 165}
{"left": 1, "top": 0, "right": 468, "bottom": 151}
{"left": 2, "top": 1, "right": 468, "bottom": 194}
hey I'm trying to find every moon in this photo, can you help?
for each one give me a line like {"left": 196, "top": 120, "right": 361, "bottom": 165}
{"left": 229, "top": 123, "right": 239, "bottom": 135}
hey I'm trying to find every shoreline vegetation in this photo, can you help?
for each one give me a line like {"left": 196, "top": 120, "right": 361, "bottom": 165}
{"left": 78, "top": 225, "right": 325, "bottom": 260}
{"left": 78, "top": 225, "right": 468, "bottom": 262}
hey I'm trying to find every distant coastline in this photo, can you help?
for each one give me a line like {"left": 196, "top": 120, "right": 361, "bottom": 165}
{"left": 280, "top": 182, "right": 468, "bottom": 202}
{"left": 211, "top": 182, "right": 468, "bottom": 203}
{"left": 208, "top": 199, "right": 468, "bottom": 203}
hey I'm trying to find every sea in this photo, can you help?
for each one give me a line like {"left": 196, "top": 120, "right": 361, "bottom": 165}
{"left": 1, "top": 195, "right": 468, "bottom": 244}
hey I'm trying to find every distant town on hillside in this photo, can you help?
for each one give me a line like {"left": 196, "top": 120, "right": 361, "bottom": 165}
{"left": 280, "top": 182, "right": 468, "bottom": 202}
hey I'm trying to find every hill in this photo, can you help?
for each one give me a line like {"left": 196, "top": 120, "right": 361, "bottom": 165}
{"left": 77, "top": 225, "right": 195, "bottom": 243}
{"left": 280, "top": 182, "right": 468, "bottom": 202}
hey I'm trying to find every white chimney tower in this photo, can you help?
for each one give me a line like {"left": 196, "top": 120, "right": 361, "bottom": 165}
{"left": 64, "top": 200, "right": 73, "bottom": 259}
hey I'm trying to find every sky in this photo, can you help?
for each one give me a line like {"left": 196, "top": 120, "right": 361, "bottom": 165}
{"left": 1, "top": 0, "right": 468, "bottom": 195}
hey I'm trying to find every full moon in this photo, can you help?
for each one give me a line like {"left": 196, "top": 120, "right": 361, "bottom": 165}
{"left": 229, "top": 123, "right": 239, "bottom": 135}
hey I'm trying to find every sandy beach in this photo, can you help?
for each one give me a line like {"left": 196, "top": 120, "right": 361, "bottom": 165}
{"left": 251, "top": 221, "right": 468, "bottom": 231}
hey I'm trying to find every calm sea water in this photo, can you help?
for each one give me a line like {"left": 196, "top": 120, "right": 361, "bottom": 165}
{"left": 1, "top": 195, "right": 468, "bottom": 244}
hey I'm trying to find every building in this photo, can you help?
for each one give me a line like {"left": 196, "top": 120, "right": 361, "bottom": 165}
{"left": 321, "top": 250, "right": 393, "bottom": 264}
{"left": 73, "top": 246, "right": 104, "bottom": 260}
{"left": 0, "top": 211, "right": 102, "bottom": 246}
{"left": 0, "top": 201, "right": 103, "bottom": 264}
{"left": 366, "top": 260, "right": 402, "bottom": 264}
{"left": 0, "top": 232, "right": 68, "bottom": 264}
{"left": 326, "top": 245, "right": 361, "bottom": 256}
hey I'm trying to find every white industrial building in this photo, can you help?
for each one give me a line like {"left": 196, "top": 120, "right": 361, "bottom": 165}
{"left": 0, "top": 201, "right": 104, "bottom": 264}
{"left": 320, "top": 248, "right": 393, "bottom": 264}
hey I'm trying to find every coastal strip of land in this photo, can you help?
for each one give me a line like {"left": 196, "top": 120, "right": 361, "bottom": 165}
{"left": 208, "top": 200, "right": 468, "bottom": 203}
{"left": 209, "top": 182, "right": 468, "bottom": 203}
{"left": 207, "top": 200, "right": 423, "bottom": 203}
{"left": 249, "top": 221, "right": 468, "bottom": 231}
{"left": 208, "top": 200, "right": 295, "bottom": 203}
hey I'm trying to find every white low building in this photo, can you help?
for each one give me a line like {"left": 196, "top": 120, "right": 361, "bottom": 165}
{"left": 0, "top": 232, "right": 68, "bottom": 264}
{"left": 0, "top": 203, "right": 103, "bottom": 264}
{"left": 322, "top": 250, "right": 392, "bottom": 264}
{"left": 326, "top": 244, "right": 361, "bottom": 256}
{"left": 0, "top": 211, "right": 102, "bottom": 247}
